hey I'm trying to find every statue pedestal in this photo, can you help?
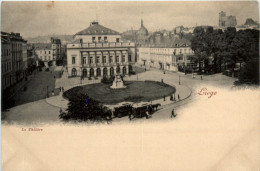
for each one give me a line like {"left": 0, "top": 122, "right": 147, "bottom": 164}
{"left": 110, "top": 75, "right": 126, "bottom": 89}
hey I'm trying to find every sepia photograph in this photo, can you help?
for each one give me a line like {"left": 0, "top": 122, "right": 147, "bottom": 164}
{"left": 1, "top": 1, "right": 260, "bottom": 171}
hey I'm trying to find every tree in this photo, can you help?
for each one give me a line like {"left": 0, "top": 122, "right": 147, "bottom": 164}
{"left": 60, "top": 93, "right": 111, "bottom": 122}
{"left": 237, "top": 58, "right": 259, "bottom": 85}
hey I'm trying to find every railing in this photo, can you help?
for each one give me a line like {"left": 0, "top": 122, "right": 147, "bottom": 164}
{"left": 80, "top": 62, "right": 129, "bottom": 68}
{"left": 67, "top": 42, "right": 135, "bottom": 48}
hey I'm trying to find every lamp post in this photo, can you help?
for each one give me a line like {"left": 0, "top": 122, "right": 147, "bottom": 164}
{"left": 46, "top": 85, "right": 49, "bottom": 98}
{"left": 179, "top": 75, "right": 180, "bottom": 85}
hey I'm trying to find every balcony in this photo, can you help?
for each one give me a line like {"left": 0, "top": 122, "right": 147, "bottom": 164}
{"left": 67, "top": 42, "right": 135, "bottom": 49}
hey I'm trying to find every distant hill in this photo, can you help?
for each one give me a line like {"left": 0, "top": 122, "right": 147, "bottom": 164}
{"left": 244, "top": 18, "right": 258, "bottom": 26}
{"left": 26, "top": 35, "right": 74, "bottom": 44}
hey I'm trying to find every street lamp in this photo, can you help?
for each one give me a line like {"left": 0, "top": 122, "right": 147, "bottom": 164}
{"left": 46, "top": 85, "right": 49, "bottom": 98}
{"left": 179, "top": 75, "right": 180, "bottom": 85}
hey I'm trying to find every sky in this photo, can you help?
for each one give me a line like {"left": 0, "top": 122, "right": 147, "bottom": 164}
{"left": 1, "top": 1, "right": 259, "bottom": 38}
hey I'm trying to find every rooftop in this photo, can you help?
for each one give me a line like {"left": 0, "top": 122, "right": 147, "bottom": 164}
{"left": 75, "top": 22, "right": 120, "bottom": 36}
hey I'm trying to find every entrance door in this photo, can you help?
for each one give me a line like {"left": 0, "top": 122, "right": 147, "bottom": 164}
{"left": 110, "top": 67, "right": 114, "bottom": 76}
{"left": 90, "top": 68, "right": 94, "bottom": 77}
{"left": 83, "top": 69, "right": 87, "bottom": 77}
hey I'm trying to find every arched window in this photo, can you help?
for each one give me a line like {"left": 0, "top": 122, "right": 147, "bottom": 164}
{"left": 83, "top": 69, "right": 87, "bottom": 77}
{"left": 90, "top": 68, "right": 94, "bottom": 77}
{"left": 123, "top": 67, "right": 127, "bottom": 75}
{"left": 97, "top": 68, "right": 101, "bottom": 76}
{"left": 103, "top": 67, "right": 108, "bottom": 76}
{"left": 110, "top": 67, "right": 114, "bottom": 76}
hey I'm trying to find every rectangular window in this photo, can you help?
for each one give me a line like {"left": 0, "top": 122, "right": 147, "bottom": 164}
{"left": 45, "top": 56, "right": 47, "bottom": 60}
{"left": 128, "top": 55, "right": 131, "bottom": 62}
{"left": 116, "top": 56, "right": 119, "bottom": 63}
{"left": 122, "top": 55, "right": 125, "bottom": 62}
{"left": 98, "top": 37, "right": 101, "bottom": 42}
{"left": 103, "top": 56, "right": 106, "bottom": 63}
{"left": 104, "top": 37, "right": 107, "bottom": 42}
{"left": 49, "top": 51, "right": 51, "bottom": 54}
{"left": 45, "top": 51, "right": 46, "bottom": 54}
{"left": 82, "top": 57, "right": 86, "bottom": 64}
{"left": 109, "top": 56, "right": 113, "bottom": 63}
{"left": 72, "top": 57, "right": 76, "bottom": 64}
{"left": 97, "top": 56, "right": 100, "bottom": 63}
{"left": 90, "top": 57, "right": 93, "bottom": 64}
{"left": 92, "top": 37, "right": 95, "bottom": 42}
{"left": 116, "top": 38, "right": 120, "bottom": 43}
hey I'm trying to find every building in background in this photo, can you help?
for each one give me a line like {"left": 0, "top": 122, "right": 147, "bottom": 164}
{"left": 51, "top": 37, "right": 61, "bottom": 66}
{"left": 66, "top": 21, "right": 136, "bottom": 78}
{"left": 34, "top": 37, "right": 61, "bottom": 67}
{"left": 1, "top": 34, "right": 12, "bottom": 91}
{"left": 1, "top": 32, "right": 27, "bottom": 90}
{"left": 219, "top": 11, "right": 237, "bottom": 28}
{"left": 138, "top": 38, "right": 195, "bottom": 72}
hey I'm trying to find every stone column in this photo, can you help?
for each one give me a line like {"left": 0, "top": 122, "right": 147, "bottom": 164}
{"left": 120, "top": 66, "right": 123, "bottom": 74}
{"left": 107, "top": 67, "right": 110, "bottom": 76}
{"left": 94, "top": 68, "right": 97, "bottom": 77}
{"left": 100, "top": 67, "right": 103, "bottom": 77}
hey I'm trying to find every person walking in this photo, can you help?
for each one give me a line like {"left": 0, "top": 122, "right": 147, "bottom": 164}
{"left": 145, "top": 111, "right": 150, "bottom": 119}
{"left": 178, "top": 94, "right": 180, "bottom": 100}
{"left": 171, "top": 109, "right": 177, "bottom": 118}
{"left": 128, "top": 112, "right": 132, "bottom": 121}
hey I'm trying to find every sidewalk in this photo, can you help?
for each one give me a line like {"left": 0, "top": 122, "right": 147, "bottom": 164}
{"left": 46, "top": 70, "right": 192, "bottom": 110}
{"left": 3, "top": 69, "right": 38, "bottom": 102}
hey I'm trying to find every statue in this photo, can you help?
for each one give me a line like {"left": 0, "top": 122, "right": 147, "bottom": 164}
{"left": 110, "top": 75, "right": 126, "bottom": 89}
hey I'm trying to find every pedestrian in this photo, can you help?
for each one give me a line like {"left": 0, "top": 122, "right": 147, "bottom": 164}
{"left": 52, "top": 90, "right": 54, "bottom": 96}
{"left": 170, "top": 95, "right": 173, "bottom": 101}
{"left": 164, "top": 95, "right": 166, "bottom": 101}
{"left": 171, "top": 109, "right": 177, "bottom": 118}
{"left": 59, "top": 108, "right": 63, "bottom": 114}
{"left": 145, "top": 111, "right": 150, "bottom": 119}
{"left": 201, "top": 75, "right": 203, "bottom": 80}
{"left": 178, "top": 94, "right": 180, "bottom": 100}
{"left": 128, "top": 112, "right": 132, "bottom": 121}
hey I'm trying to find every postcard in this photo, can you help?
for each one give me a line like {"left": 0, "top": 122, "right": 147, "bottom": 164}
{"left": 1, "top": 1, "right": 260, "bottom": 171}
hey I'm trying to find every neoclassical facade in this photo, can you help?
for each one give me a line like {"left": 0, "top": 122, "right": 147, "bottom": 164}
{"left": 138, "top": 45, "right": 195, "bottom": 71}
{"left": 67, "top": 22, "right": 136, "bottom": 77}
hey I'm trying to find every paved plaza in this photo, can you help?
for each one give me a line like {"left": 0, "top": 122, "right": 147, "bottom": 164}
{"left": 2, "top": 65, "right": 237, "bottom": 124}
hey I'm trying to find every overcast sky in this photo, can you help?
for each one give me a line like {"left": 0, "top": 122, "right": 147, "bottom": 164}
{"left": 1, "top": 1, "right": 259, "bottom": 38}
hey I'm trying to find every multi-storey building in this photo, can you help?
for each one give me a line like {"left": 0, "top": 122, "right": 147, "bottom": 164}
{"left": 35, "top": 37, "right": 61, "bottom": 67}
{"left": 138, "top": 43, "right": 195, "bottom": 71}
{"left": 66, "top": 21, "right": 136, "bottom": 77}
{"left": 1, "top": 32, "right": 27, "bottom": 89}
{"left": 1, "top": 35, "right": 12, "bottom": 90}
{"left": 219, "top": 11, "right": 237, "bottom": 28}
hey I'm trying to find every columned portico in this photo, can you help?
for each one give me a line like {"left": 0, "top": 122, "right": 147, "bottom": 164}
{"left": 66, "top": 21, "right": 136, "bottom": 77}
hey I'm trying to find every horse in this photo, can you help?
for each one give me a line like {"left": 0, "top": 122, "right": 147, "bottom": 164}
{"left": 152, "top": 103, "right": 161, "bottom": 111}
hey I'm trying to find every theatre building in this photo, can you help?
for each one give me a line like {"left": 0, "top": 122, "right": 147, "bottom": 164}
{"left": 67, "top": 21, "right": 136, "bottom": 78}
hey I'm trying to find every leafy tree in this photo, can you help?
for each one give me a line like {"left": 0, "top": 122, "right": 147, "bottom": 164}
{"left": 60, "top": 93, "right": 112, "bottom": 122}
{"left": 237, "top": 58, "right": 259, "bottom": 85}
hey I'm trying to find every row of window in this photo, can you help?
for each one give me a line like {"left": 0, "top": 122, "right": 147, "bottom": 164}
{"left": 72, "top": 55, "right": 131, "bottom": 64}
{"left": 1, "top": 48, "right": 11, "bottom": 57}
{"left": 39, "top": 56, "right": 52, "bottom": 61}
{"left": 2, "top": 62, "right": 11, "bottom": 74}
{"left": 91, "top": 37, "right": 120, "bottom": 43}
{"left": 141, "top": 48, "right": 193, "bottom": 54}
{"left": 12, "top": 43, "right": 23, "bottom": 51}
{"left": 39, "top": 50, "right": 51, "bottom": 54}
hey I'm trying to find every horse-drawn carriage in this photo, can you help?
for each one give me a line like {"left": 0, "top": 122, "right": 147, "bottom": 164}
{"left": 113, "top": 103, "right": 133, "bottom": 118}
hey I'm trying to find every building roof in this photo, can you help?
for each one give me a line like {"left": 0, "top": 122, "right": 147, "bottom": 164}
{"left": 137, "top": 19, "right": 149, "bottom": 36}
{"left": 75, "top": 22, "right": 120, "bottom": 36}
{"left": 34, "top": 43, "right": 52, "bottom": 50}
